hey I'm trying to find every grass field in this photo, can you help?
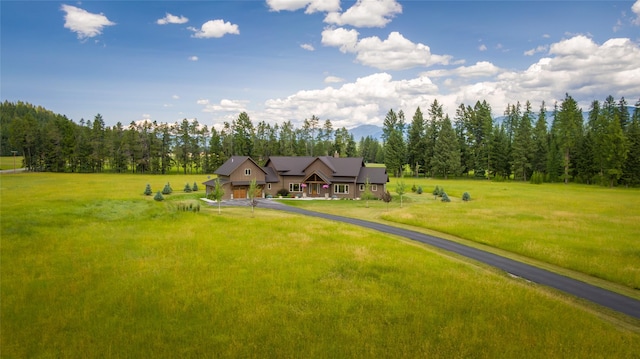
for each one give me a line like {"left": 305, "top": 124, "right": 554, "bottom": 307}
{"left": 1, "top": 172, "right": 640, "bottom": 357}
{"left": 0, "top": 155, "right": 23, "bottom": 171}
{"left": 285, "top": 178, "right": 640, "bottom": 291}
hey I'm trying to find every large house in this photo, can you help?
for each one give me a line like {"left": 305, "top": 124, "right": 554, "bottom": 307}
{"left": 203, "top": 155, "right": 389, "bottom": 200}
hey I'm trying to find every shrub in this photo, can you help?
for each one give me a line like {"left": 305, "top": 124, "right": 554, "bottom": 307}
{"left": 192, "top": 182, "right": 199, "bottom": 191}
{"left": 493, "top": 174, "right": 506, "bottom": 182}
{"left": 184, "top": 183, "right": 192, "bottom": 193}
{"left": 416, "top": 186, "right": 423, "bottom": 195}
{"left": 277, "top": 188, "right": 290, "bottom": 197}
{"left": 441, "top": 192, "right": 451, "bottom": 202}
{"left": 154, "top": 191, "right": 164, "bottom": 201}
{"left": 432, "top": 185, "right": 441, "bottom": 197}
{"left": 530, "top": 171, "right": 544, "bottom": 185}
{"left": 411, "top": 184, "right": 417, "bottom": 193}
{"left": 144, "top": 184, "right": 152, "bottom": 196}
{"left": 462, "top": 192, "right": 471, "bottom": 201}
{"left": 162, "top": 183, "right": 172, "bottom": 195}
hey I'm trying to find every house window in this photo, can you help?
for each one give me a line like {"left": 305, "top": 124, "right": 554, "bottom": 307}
{"left": 371, "top": 184, "right": 377, "bottom": 192}
{"left": 289, "top": 183, "right": 302, "bottom": 192}
{"left": 244, "top": 168, "right": 251, "bottom": 176}
{"left": 334, "top": 184, "right": 349, "bottom": 194}
{"left": 359, "top": 184, "right": 364, "bottom": 192}
{"left": 267, "top": 183, "right": 272, "bottom": 190}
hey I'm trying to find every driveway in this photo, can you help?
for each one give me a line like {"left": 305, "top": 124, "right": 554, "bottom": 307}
{"left": 228, "top": 199, "right": 640, "bottom": 319}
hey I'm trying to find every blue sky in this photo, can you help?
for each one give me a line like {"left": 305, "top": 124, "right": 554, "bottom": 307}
{"left": 2, "top": 0, "right": 639, "bottom": 129}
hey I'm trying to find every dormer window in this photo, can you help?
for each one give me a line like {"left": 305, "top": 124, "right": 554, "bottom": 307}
{"left": 245, "top": 168, "right": 251, "bottom": 176}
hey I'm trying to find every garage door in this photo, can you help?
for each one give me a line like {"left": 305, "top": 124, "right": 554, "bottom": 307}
{"left": 233, "top": 188, "right": 247, "bottom": 199}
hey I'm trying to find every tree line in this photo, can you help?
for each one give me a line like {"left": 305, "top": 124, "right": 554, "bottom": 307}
{"left": 381, "top": 94, "right": 640, "bottom": 187}
{"left": 2, "top": 94, "right": 639, "bottom": 186}
{"left": 0, "top": 101, "right": 362, "bottom": 174}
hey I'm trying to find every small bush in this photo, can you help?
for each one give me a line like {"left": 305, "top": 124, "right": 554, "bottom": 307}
{"left": 462, "top": 192, "right": 471, "bottom": 201}
{"left": 432, "top": 185, "right": 441, "bottom": 197}
{"left": 192, "top": 182, "right": 199, "bottom": 191}
{"left": 144, "top": 184, "right": 152, "bottom": 196}
{"left": 441, "top": 192, "right": 451, "bottom": 202}
{"left": 530, "top": 171, "right": 544, "bottom": 185}
{"left": 493, "top": 174, "right": 506, "bottom": 182}
{"left": 411, "top": 184, "right": 417, "bottom": 193}
{"left": 154, "top": 191, "right": 164, "bottom": 201}
{"left": 416, "top": 186, "right": 423, "bottom": 195}
{"left": 277, "top": 188, "right": 290, "bottom": 197}
{"left": 162, "top": 183, "right": 172, "bottom": 195}
{"left": 184, "top": 183, "right": 192, "bottom": 193}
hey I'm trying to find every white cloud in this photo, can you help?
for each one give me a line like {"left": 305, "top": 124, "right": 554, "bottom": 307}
{"left": 478, "top": 44, "right": 487, "bottom": 51}
{"left": 189, "top": 56, "right": 199, "bottom": 61}
{"left": 258, "top": 35, "right": 640, "bottom": 128}
{"left": 263, "top": 72, "right": 439, "bottom": 128}
{"left": 189, "top": 20, "right": 239, "bottom": 38}
{"left": 633, "top": 0, "right": 640, "bottom": 25}
{"left": 301, "top": 43, "right": 315, "bottom": 51}
{"left": 322, "top": 28, "right": 452, "bottom": 70}
{"left": 266, "top": 0, "right": 341, "bottom": 14}
{"left": 324, "top": 0, "right": 402, "bottom": 28}
{"left": 199, "top": 99, "right": 248, "bottom": 113}
{"left": 157, "top": 13, "right": 188, "bottom": 25}
{"left": 172, "top": 95, "right": 180, "bottom": 100}
{"left": 524, "top": 45, "right": 548, "bottom": 56}
{"left": 543, "top": 34, "right": 551, "bottom": 39}
{"left": 61, "top": 4, "right": 115, "bottom": 40}
{"left": 425, "top": 61, "right": 501, "bottom": 79}
{"left": 324, "top": 76, "right": 345, "bottom": 83}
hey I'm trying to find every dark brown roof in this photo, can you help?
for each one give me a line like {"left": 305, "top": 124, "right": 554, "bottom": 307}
{"left": 357, "top": 167, "right": 389, "bottom": 184}
{"left": 214, "top": 156, "right": 265, "bottom": 176}
{"left": 266, "top": 156, "right": 316, "bottom": 176}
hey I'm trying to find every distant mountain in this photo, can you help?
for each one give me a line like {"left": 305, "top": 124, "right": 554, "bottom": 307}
{"left": 349, "top": 124, "right": 383, "bottom": 141}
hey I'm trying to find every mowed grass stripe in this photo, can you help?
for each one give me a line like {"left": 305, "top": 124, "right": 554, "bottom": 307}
{"left": 1, "top": 173, "right": 639, "bottom": 357}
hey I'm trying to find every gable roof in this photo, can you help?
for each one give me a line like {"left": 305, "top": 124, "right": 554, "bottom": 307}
{"left": 357, "top": 167, "right": 389, "bottom": 184}
{"left": 214, "top": 156, "right": 266, "bottom": 176}
{"left": 266, "top": 156, "right": 316, "bottom": 175}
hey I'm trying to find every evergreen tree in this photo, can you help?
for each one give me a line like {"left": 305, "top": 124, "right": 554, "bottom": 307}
{"left": 622, "top": 101, "right": 640, "bottom": 186}
{"left": 511, "top": 101, "right": 535, "bottom": 181}
{"left": 144, "top": 184, "right": 152, "bottom": 196}
{"left": 407, "top": 107, "right": 426, "bottom": 176}
{"left": 555, "top": 94, "right": 583, "bottom": 184}
{"left": 382, "top": 109, "right": 406, "bottom": 177}
{"left": 531, "top": 102, "right": 549, "bottom": 174}
{"left": 233, "top": 112, "right": 254, "bottom": 156}
{"left": 430, "top": 115, "right": 460, "bottom": 179}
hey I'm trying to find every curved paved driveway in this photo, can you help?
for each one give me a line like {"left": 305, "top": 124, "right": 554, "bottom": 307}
{"left": 254, "top": 199, "right": 640, "bottom": 319}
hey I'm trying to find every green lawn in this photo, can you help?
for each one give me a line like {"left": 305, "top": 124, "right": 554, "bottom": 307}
{"left": 0, "top": 155, "right": 23, "bottom": 170}
{"left": 1, "top": 173, "right": 639, "bottom": 357}
{"left": 284, "top": 178, "right": 640, "bottom": 291}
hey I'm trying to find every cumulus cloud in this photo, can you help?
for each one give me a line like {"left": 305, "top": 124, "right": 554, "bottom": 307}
{"left": 324, "top": 75, "right": 345, "bottom": 83}
{"left": 524, "top": 45, "right": 548, "bottom": 56}
{"left": 324, "top": 0, "right": 402, "bottom": 28}
{"left": 157, "top": 13, "right": 188, "bottom": 25}
{"left": 322, "top": 28, "right": 452, "bottom": 70}
{"left": 172, "top": 95, "right": 180, "bottom": 100}
{"left": 61, "top": 4, "right": 115, "bottom": 40}
{"left": 189, "top": 20, "right": 239, "bottom": 38}
{"left": 189, "top": 55, "right": 199, "bottom": 61}
{"left": 263, "top": 72, "right": 439, "bottom": 128}
{"left": 199, "top": 99, "right": 248, "bottom": 113}
{"left": 257, "top": 35, "right": 640, "bottom": 127}
{"left": 266, "top": 0, "right": 341, "bottom": 14}
{"left": 478, "top": 44, "right": 487, "bottom": 51}
{"left": 300, "top": 43, "right": 315, "bottom": 51}
{"left": 425, "top": 61, "right": 501, "bottom": 79}
{"left": 633, "top": 0, "right": 640, "bottom": 25}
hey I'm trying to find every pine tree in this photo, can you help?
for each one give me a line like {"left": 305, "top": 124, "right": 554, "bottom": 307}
{"left": 144, "top": 184, "right": 152, "bottom": 196}
{"left": 382, "top": 109, "right": 406, "bottom": 177}
{"left": 430, "top": 115, "right": 460, "bottom": 179}
{"left": 511, "top": 101, "right": 535, "bottom": 181}
{"left": 555, "top": 94, "right": 583, "bottom": 184}
{"left": 531, "top": 101, "right": 549, "bottom": 174}
{"left": 622, "top": 101, "right": 640, "bottom": 186}
{"left": 407, "top": 107, "right": 426, "bottom": 176}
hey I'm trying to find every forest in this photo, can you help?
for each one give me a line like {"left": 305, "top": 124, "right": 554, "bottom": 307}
{"left": 1, "top": 94, "right": 639, "bottom": 187}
